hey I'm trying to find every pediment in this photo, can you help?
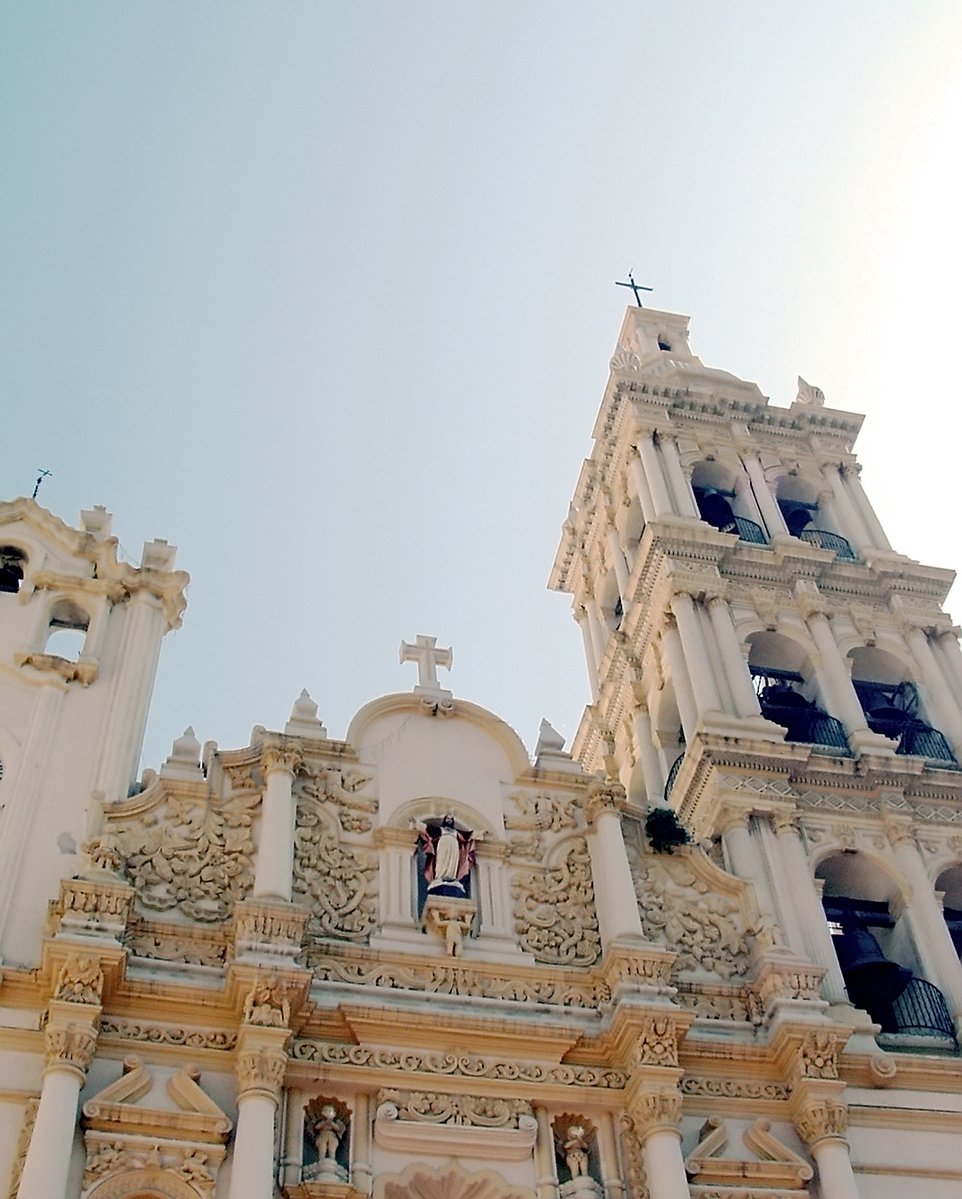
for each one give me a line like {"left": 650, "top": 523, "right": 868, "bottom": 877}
{"left": 684, "top": 1116, "right": 812, "bottom": 1192}
{"left": 82, "top": 1056, "right": 232, "bottom": 1143}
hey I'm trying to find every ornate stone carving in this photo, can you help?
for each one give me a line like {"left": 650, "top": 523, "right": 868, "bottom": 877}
{"left": 422, "top": 896, "right": 477, "bottom": 957}
{"left": 292, "top": 799, "right": 377, "bottom": 942}
{"left": 378, "top": 1162, "right": 536, "bottom": 1199}
{"left": 243, "top": 975, "right": 291, "bottom": 1027}
{"left": 628, "top": 1091, "right": 683, "bottom": 1137}
{"left": 83, "top": 1143, "right": 219, "bottom": 1198}
{"left": 797, "top": 1031, "right": 839, "bottom": 1080}
{"left": 83, "top": 831, "right": 126, "bottom": 876}
{"left": 126, "top": 920, "right": 227, "bottom": 967}
{"left": 377, "top": 1089, "right": 533, "bottom": 1128}
{"left": 99, "top": 1018, "right": 236, "bottom": 1050}
{"left": 54, "top": 952, "right": 105, "bottom": 1004}
{"left": 634, "top": 1015, "right": 679, "bottom": 1067}
{"left": 684, "top": 1115, "right": 813, "bottom": 1189}
{"left": 298, "top": 766, "right": 377, "bottom": 833}
{"left": 233, "top": 900, "right": 307, "bottom": 960}
{"left": 793, "top": 1098, "right": 848, "bottom": 1147}
{"left": 627, "top": 835, "right": 750, "bottom": 979}
{"left": 512, "top": 836, "right": 601, "bottom": 966}
{"left": 618, "top": 1117, "right": 651, "bottom": 1199}
{"left": 44, "top": 1023, "right": 97, "bottom": 1073}
{"left": 5, "top": 1098, "right": 38, "bottom": 1199}
{"left": 292, "top": 1040, "right": 627, "bottom": 1089}
{"left": 681, "top": 1077, "right": 789, "bottom": 1101}
{"left": 262, "top": 745, "right": 301, "bottom": 776}
{"left": 506, "top": 791, "right": 579, "bottom": 859}
{"left": 236, "top": 1047, "right": 288, "bottom": 1100}
{"left": 584, "top": 779, "right": 626, "bottom": 824}
{"left": 119, "top": 789, "right": 258, "bottom": 921}
{"left": 49, "top": 878, "right": 134, "bottom": 941}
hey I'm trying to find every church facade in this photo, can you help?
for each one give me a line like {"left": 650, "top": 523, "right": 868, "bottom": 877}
{"left": 2, "top": 307, "right": 962, "bottom": 1199}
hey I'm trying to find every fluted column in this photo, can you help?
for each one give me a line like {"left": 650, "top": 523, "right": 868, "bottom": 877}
{"left": 230, "top": 1025, "right": 290, "bottom": 1199}
{"left": 632, "top": 706, "right": 666, "bottom": 807}
{"left": 719, "top": 810, "right": 777, "bottom": 924}
{"left": 669, "top": 591, "right": 722, "bottom": 715}
{"left": 902, "top": 624, "right": 962, "bottom": 752}
{"left": 658, "top": 436, "right": 699, "bottom": 518}
{"left": 282, "top": 1089, "right": 308, "bottom": 1186}
{"left": 584, "top": 593, "right": 609, "bottom": 665}
{"left": 843, "top": 466, "right": 891, "bottom": 550}
{"left": 597, "top": 1112, "right": 626, "bottom": 1199}
{"left": 755, "top": 814, "right": 808, "bottom": 955}
{"left": 933, "top": 630, "right": 962, "bottom": 708}
{"left": 349, "top": 1093, "right": 372, "bottom": 1196}
{"left": 585, "top": 781, "right": 645, "bottom": 947}
{"left": 660, "top": 619, "right": 697, "bottom": 743}
{"left": 741, "top": 452, "right": 789, "bottom": 538}
{"left": 17, "top": 999, "right": 99, "bottom": 1199}
{"left": 534, "top": 1107, "right": 559, "bottom": 1199}
{"left": 802, "top": 604, "right": 883, "bottom": 753}
{"left": 822, "top": 462, "right": 871, "bottom": 553}
{"left": 887, "top": 820, "right": 962, "bottom": 1030}
{"left": 254, "top": 745, "right": 301, "bottom": 902}
{"left": 629, "top": 449, "right": 656, "bottom": 524}
{"left": 374, "top": 827, "right": 418, "bottom": 933}
{"left": 636, "top": 434, "right": 674, "bottom": 518}
{"left": 772, "top": 815, "right": 848, "bottom": 1003}
{"left": 706, "top": 595, "right": 762, "bottom": 719}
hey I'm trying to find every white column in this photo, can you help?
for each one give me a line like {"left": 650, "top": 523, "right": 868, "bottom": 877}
{"left": 741, "top": 452, "right": 789, "bottom": 537}
{"left": 585, "top": 595, "right": 609, "bottom": 665}
{"left": 720, "top": 811, "right": 777, "bottom": 924}
{"left": 707, "top": 596, "right": 762, "bottom": 719}
{"left": 773, "top": 815, "right": 848, "bottom": 1003}
{"left": 585, "top": 784, "right": 645, "bottom": 948}
{"left": 903, "top": 625, "right": 962, "bottom": 751}
{"left": 805, "top": 611, "right": 876, "bottom": 744}
{"left": 670, "top": 592, "right": 723, "bottom": 715}
{"left": 607, "top": 526, "right": 630, "bottom": 602}
{"left": 282, "top": 1089, "right": 307, "bottom": 1186}
{"left": 576, "top": 608, "right": 600, "bottom": 700}
{"left": 475, "top": 843, "right": 516, "bottom": 945}
{"left": 597, "top": 1112, "right": 626, "bottom": 1199}
{"left": 349, "top": 1093, "right": 372, "bottom": 1197}
{"left": 755, "top": 815, "right": 808, "bottom": 955}
{"left": 231, "top": 1032, "right": 288, "bottom": 1199}
{"left": 374, "top": 829, "right": 418, "bottom": 932}
{"left": 636, "top": 434, "right": 674, "bottom": 518}
{"left": 658, "top": 436, "right": 699, "bottom": 518}
{"left": 640, "top": 1130, "right": 690, "bottom": 1199}
{"left": 661, "top": 621, "right": 697, "bottom": 743}
{"left": 733, "top": 472, "right": 767, "bottom": 536}
{"left": 888, "top": 826, "right": 962, "bottom": 1026}
{"left": 810, "top": 1138, "right": 861, "bottom": 1199}
{"left": 534, "top": 1107, "right": 559, "bottom": 1199}
{"left": 629, "top": 450, "right": 656, "bottom": 524}
{"left": 18, "top": 1015, "right": 97, "bottom": 1199}
{"left": 843, "top": 467, "right": 892, "bottom": 550}
{"left": 822, "top": 463, "right": 871, "bottom": 552}
{"left": 632, "top": 707, "right": 666, "bottom": 806}
{"left": 933, "top": 631, "right": 962, "bottom": 708}
{"left": 254, "top": 746, "right": 300, "bottom": 902}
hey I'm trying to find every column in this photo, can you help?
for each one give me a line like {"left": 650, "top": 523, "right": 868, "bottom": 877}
{"left": 230, "top": 1027, "right": 289, "bottom": 1199}
{"left": 374, "top": 828, "right": 418, "bottom": 933}
{"left": 475, "top": 842, "right": 517, "bottom": 949}
{"left": 741, "top": 452, "right": 789, "bottom": 538}
{"left": 253, "top": 745, "right": 301, "bottom": 902}
{"left": 822, "top": 463, "right": 871, "bottom": 552}
{"left": 772, "top": 815, "right": 848, "bottom": 1004}
{"left": 669, "top": 592, "right": 723, "bottom": 714}
{"left": 658, "top": 436, "right": 699, "bottom": 518}
{"left": 349, "top": 1093, "right": 372, "bottom": 1196}
{"left": 282, "top": 1089, "right": 308, "bottom": 1186}
{"left": 933, "top": 630, "right": 962, "bottom": 708}
{"left": 584, "top": 594, "right": 609, "bottom": 665}
{"left": 576, "top": 608, "right": 600, "bottom": 700}
{"left": 636, "top": 434, "right": 674, "bottom": 518}
{"left": 719, "top": 810, "right": 777, "bottom": 924}
{"left": 804, "top": 609, "right": 879, "bottom": 749}
{"left": 632, "top": 707, "right": 666, "bottom": 807}
{"left": 534, "top": 1107, "right": 559, "bottom": 1199}
{"left": 733, "top": 472, "right": 767, "bottom": 538}
{"left": 843, "top": 466, "right": 892, "bottom": 551}
{"left": 585, "top": 782, "right": 645, "bottom": 948}
{"left": 793, "top": 1095, "right": 860, "bottom": 1199}
{"left": 755, "top": 815, "right": 807, "bottom": 955}
{"left": 629, "top": 450, "right": 656, "bottom": 524}
{"left": 607, "top": 525, "right": 631, "bottom": 602}
{"left": 887, "top": 823, "right": 962, "bottom": 1029}
{"left": 630, "top": 1091, "right": 689, "bottom": 1199}
{"left": 597, "top": 1112, "right": 627, "bottom": 1199}
{"left": 707, "top": 595, "right": 762, "bottom": 719}
{"left": 17, "top": 1004, "right": 98, "bottom": 1199}
{"left": 903, "top": 624, "right": 962, "bottom": 751}
{"left": 660, "top": 620, "right": 697, "bottom": 743}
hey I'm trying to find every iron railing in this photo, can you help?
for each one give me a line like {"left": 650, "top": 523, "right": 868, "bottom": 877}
{"left": 883, "top": 977, "right": 956, "bottom": 1040}
{"left": 895, "top": 721, "right": 957, "bottom": 763}
{"left": 733, "top": 516, "right": 768, "bottom": 545}
{"left": 750, "top": 668, "right": 851, "bottom": 753}
{"left": 663, "top": 752, "right": 685, "bottom": 804}
{"left": 798, "top": 528, "right": 857, "bottom": 559}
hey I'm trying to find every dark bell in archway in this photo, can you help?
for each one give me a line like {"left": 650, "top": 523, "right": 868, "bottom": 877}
{"left": 834, "top": 925, "right": 913, "bottom": 1006}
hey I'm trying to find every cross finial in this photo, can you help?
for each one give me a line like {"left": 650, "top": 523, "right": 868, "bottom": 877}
{"left": 32, "top": 468, "right": 52, "bottom": 500}
{"left": 399, "top": 634, "right": 453, "bottom": 692}
{"left": 615, "top": 271, "right": 653, "bottom": 307}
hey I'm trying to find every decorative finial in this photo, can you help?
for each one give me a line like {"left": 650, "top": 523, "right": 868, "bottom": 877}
{"left": 796, "top": 376, "right": 825, "bottom": 408}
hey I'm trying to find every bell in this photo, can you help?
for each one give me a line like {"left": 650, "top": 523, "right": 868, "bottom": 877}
{"left": 834, "top": 925, "right": 913, "bottom": 1007}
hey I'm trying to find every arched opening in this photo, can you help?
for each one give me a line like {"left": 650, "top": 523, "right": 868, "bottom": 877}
{"left": 777, "top": 476, "right": 855, "bottom": 559}
{"left": 849, "top": 646, "right": 955, "bottom": 763}
{"left": 651, "top": 682, "right": 686, "bottom": 805}
{"left": 935, "top": 862, "right": 962, "bottom": 960}
{"left": 691, "top": 461, "right": 766, "bottom": 545}
{"left": 0, "top": 545, "right": 27, "bottom": 594}
{"left": 747, "top": 632, "right": 849, "bottom": 753}
{"left": 43, "top": 599, "right": 90, "bottom": 661}
{"left": 818, "top": 850, "right": 954, "bottom": 1040}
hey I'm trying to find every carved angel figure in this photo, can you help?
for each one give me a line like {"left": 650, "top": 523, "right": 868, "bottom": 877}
{"left": 311, "top": 1104, "right": 345, "bottom": 1160}
{"left": 243, "top": 975, "right": 290, "bottom": 1027}
{"left": 563, "top": 1125, "right": 590, "bottom": 1177}
{"left": 55, "top": 954, "right": 104, "bottom": 1004}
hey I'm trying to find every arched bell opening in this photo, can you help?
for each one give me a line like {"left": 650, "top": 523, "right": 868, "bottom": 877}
{"left": 691, "top": 461, "right": 766, "bottom": 545}
{"left": 936, "top": 862, "right": 962, "bottom": 962}
{"left": 43, "top": 598, "right": 90, "bottom": 661}
{"left": 0, "top": 545, "right": 27, "bottom": 594}
{"left": 818, "top": 851, "right": 954, "bottom": 1041}
{"left": 776, "top": 475, "right": 855, "bottom": 559}
{"left": 746, "top": 632, "right": 848, "bottom": 753}
{"left": 849, "top": 646, "right": 956, "bottom": 763}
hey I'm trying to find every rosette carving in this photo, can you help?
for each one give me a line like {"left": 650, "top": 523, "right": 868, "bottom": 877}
{"left": 293, "top": 801, "right": 376, "bottom": 942}
{"left": 511, "top": 837, "right": 600, "bottom": 966}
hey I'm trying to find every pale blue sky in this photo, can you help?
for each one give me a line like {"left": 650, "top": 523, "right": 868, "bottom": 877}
{"left": 3, "top": 3, "right": 962, "bottom": 770}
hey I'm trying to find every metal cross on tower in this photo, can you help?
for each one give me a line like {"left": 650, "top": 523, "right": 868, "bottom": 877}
{"left": 615, "top": 272, "right": 653, "bottom": 307}
{"left": 399, "top": 634, "right": 453, "bottom": 690}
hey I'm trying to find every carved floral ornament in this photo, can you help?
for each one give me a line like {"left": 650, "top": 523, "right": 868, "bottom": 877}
{"left": 792, "top": 1098, "right": 848, "bottom": 1148}
{"left": 292, "top": 794, "right": 377, "bottom": 943}
{"left": 376, "top": 1089, "right": 533, "bottom": 1128}
{"left": 376, "top": 1162, "right": 536, "bottom": 1199}
{"left": 511, "top": 835, "right": 601, "bottom": 966}
{"left": 44, "top": 1023, "right": 98, "bottom": 1074}
{"left": 237, "top": 1046, "right": 288, "bottom": 1099}
{"left": 53, "top": 951, "right": 105, "bottom": 1004}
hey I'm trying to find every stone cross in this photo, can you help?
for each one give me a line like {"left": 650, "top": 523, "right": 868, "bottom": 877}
{"left": 399, "top": 635, "right": 453, "bottom": 690}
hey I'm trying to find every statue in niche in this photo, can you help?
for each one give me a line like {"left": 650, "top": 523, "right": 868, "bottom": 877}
{"left": 304, "top": 1096, "right": 349, "bottom": 1182}
{"left": 415, "top": 813, "right": 478, "bottom": 898}
{"left": 312, "top": 1104, "right": 346, "bottom": 1161}
{"left": 562, "top": 1125, "right": 590, "bottom": 1177}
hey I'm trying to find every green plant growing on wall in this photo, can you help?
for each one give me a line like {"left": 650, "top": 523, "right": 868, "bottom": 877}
{"left": 645, "top": 807, "right": 690, "bottom": 854}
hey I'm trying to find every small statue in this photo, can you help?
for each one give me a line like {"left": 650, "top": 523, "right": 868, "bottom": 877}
{"left": 311, "top": 1104, "right": 345, "bottom": 1161}
{"left": 55, "top": 953, "right": 104, "bottom": 1005}
{"left": 243, "top": 975, "right": 290, "bottom": 1027}
{"left": 415, "top": 814, "right": 478, "bottom": 895}
{"left": 563, "top": 1125, "right": 590, "bottom": 1178}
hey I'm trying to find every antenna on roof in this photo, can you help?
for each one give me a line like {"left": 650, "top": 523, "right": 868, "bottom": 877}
{"left": 32, "top": 468, "right": 52, "bottom": 500}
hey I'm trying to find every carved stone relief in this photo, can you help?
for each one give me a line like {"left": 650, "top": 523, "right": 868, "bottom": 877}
{"left": 377, "top": 1089, "right": 533, "bottom": 1128}
{"left": 292, "top": 798, "right": 377, "bottom": 942}
{"left": 511, "top": 836, "right": 601, "bottom": 966}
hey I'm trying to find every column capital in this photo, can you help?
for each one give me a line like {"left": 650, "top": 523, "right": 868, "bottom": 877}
{"left": 262, "top": 743, "right": 302, "bottom": 777}
{"left": 625, "top": 1087, "right": 683, "bottom": 1142}
{"left": 43, "top": 1019, "right": 98, "bottom": 1080}
{"left": 236, "top": 1026, "right": 291, "bottom": 1104}
{"left": 791, "top": 1093, "right": 849, "bottom": 1150}
{"left": 718, "top": 806, "right": 751, "bottom": 836}
{"left": 585, "top": 779, "right": 627, "bottom": 824}
{"left": 772, "top": 809, "right": 801, "bottom": 837}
